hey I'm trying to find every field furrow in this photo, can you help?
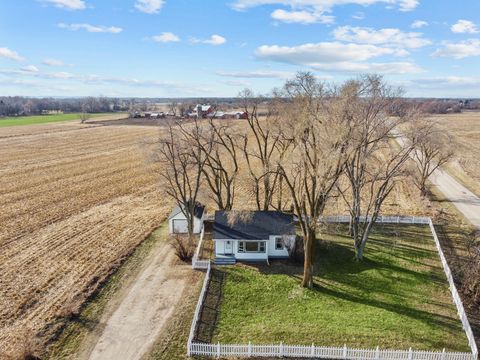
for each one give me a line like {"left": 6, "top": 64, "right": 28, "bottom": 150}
{"left": 0, "top": 123, "right": 170, "bottom": 357}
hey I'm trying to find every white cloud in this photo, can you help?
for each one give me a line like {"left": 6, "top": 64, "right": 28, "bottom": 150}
{"left": 398, "top": 0, "right": 418, "bottom": 11}
{"left": 231, "top": 0, "right": 419, "bottom": 13}
{"left": 58, "top": 23, "right": 123, "bottom": 33}
{"left": 191, "top": 34, "right": 226, "bottom": 46}
{"left": 432, "top": 39, "right": 480, "bottom": 59}
{"left": 411, "top": 76, "right": 480, "bottom": 89}
{"left": 271, "top": 9, "right": 334, "bottom": 24}
{"left": 0, "top": 47, "right": 25, "bottom": 61}
{"left": 352, "top": 12, "right": 365, "bottom": 20}
{"left": 20, "top": 65, "right": 40, "bottom": 72}
{"left": 333, "top": 26, "right": 431, "bottom": 48}
{"left": 411, "top": 20, "right": 428, "bottom": 28}
{"left": 42, "top": 0, "right": 86, "bottom": 10}
{"left": 451, "top": 20, "right": 478, "bottom": 34}
{"left": 221, "top": 79, "right": 251, "bottom": 86}
{"left": 310, "top": 61, "right": 422, "bottom": 73}
{"left": 216, "top": 70, "right": 294, "bottom": 79}
{"left": 42, "top": 58, "right": 64, "bottom": 66}
{"left": 255, "top": 42, "right": 423, "bottom": 74}
{"left": 152, "top": 32, "right": 180, "bottom": 42}
{"left": 256, "top": 42, "right": 406, "bottom": 63}
{"left": 135, "top": 0, "right": 165, "bottom": 14}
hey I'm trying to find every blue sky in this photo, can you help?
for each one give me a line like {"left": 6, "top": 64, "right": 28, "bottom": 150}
{"left": 0, "top": 0, "right": 479, "bottom": 98}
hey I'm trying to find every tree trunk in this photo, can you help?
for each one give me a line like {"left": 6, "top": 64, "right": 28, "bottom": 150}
{"left": 187, "top": 214, "right": 194, "bottom": 245}
{"left": 301, "top": 227, "right": 316, "bottom": 288}
{"left": 354, "top": 240, "right": 365, "bottom": 261}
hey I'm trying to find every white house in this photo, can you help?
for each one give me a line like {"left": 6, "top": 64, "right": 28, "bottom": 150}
{"left": 213, "top": 211, "right": 296, "bottom": 264}
{"left": 168, "top": 202, "right": 205, "bottom": 234}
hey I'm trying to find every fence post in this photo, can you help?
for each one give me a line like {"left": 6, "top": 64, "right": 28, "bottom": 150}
{"left": 217, "top": 342, "right": 220, "bottom": 358}
{"left": 375, "top": 346, "right": 380, "bottom": 360}
{"left": 441, "top": 348, "right": 446, "bottom": 360}
{"left": 408, "top": 347, "right": 413, "bottom": 360}
{"left": 280, "top": 341, "right": 284, "bottom": 357}
{"left": 343, "top": 344, "right": 347, "bottom": 359}
{"left": 248, "top": 341, "right": 252, "bottom": 357}
{"left": 311, "top": 343, "right": 315, "bottom": 357}
{"left": 187, "top": 339, "right": 191, "bottom": 357}
{"left": 397, "top": 216, "right": 400, "bottom": 223}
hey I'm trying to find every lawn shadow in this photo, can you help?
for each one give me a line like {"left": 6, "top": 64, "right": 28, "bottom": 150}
{"left": 195, "top": 268, "right": 225, "bottom": 343}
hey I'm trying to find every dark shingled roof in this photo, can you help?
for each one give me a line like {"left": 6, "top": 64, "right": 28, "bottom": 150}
{"left": 168, "top": 201, "right": 205, "bottom": 220}
{"left": 213, "top": 211, "right": 295, "bottom": 240}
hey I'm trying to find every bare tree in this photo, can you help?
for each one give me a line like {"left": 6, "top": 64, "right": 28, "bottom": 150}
{"left": 337, "top": 75, "right": 416, "bottom": 261}
{"left": 80, "top": 102, "right": 90, "bottom": 124}
{"left": 275, "top": 72, "right": 351, "bottom": 288}
{"left": 178, "top": 118, "right": 240, "bottom": 210}
{"left": 155, "top": 123, "right": 211, "bottom": 242}
{"left": 409, "top": 119, "right": 455, "bottom": 196}
{"left": 203, "top": 119, "right": 241, "bottom": 210}
{"left": 239, "top": 89, "right": 287, "bottom": 211}
{"left": 168, "top": 101, "right": 178, "bottom": 117}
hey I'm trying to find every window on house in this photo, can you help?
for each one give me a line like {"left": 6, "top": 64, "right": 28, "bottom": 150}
{"left": 238, "top": 241, "right": 266, "bottom": 253}
{"left": 275, "top": 236, "right": 284, "bottom": 250}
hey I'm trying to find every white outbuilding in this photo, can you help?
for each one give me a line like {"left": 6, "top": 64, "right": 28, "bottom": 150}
{"left": 168, "top": 202, "right": 205, "bottom": 234}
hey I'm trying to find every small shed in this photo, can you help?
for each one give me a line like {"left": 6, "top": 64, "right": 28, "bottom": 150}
{"left": 168, "top": 202, "right": 205, "bottom": 234}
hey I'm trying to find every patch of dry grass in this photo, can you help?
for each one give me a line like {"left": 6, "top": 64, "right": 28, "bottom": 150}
{"left": 432, "top": 111, "right": 480, "bottom": 196}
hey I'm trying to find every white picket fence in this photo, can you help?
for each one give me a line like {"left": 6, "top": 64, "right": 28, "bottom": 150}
{"left": 192, "top": 225, "right": 210, "bottom": 269}
{"left": 319, "top": 215, "right": 431, "bottom": 225}
{"left": 189, "top": 342, "right": 473, "bottom": 360}
{"left": 187, "top": 261, "right": 211, "bottom": 356}
{"left": 428, "top": 219, "right": 478, "bottom": 359}
{"left": 187, "top": 215, "right": 478, "bottom": 359}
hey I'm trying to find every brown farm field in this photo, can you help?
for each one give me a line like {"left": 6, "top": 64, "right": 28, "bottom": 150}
{"left": 432, "top": 111, "right": 480, "bottom": 196}
{"left": 0, "top": 121, "right": 171, "bottom": 357}
{"left": 0, "top": 118, "right": 433, "bottom": 358}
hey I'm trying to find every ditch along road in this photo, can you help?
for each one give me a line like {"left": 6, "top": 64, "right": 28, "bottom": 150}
{"left": 396, "top": 135, "right": 480, "bottom": 229}
{"left": 82, "top": 241, "right": 189, "bottom": 360}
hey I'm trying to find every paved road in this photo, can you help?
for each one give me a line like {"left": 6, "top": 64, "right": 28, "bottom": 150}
{"left": 395, "top": 134, "right": 480, "bottom": 229}
{"left": 430, "top": 168, "right": 480, "bottom": 229}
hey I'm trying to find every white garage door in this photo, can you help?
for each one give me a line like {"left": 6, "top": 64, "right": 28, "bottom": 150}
{"left": 173, "top": 219, "right": 188, "bottom": 233}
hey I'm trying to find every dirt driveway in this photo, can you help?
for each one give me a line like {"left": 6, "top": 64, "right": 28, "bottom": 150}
{"left": 82, "top": 242, "right": 189, "bottom": 360}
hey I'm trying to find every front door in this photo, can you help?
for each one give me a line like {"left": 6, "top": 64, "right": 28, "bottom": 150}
{"left": 224, "top": 240, "right": 233, "bottom": 254}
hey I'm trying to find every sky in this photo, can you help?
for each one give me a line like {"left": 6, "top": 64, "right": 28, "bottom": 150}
{"left": 0, "top": 0, "right": 479, "bottom": 98}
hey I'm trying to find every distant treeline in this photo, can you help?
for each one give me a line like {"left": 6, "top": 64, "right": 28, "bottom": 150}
{"left": 404, "top": 98, "right": 480, "bottom": 114}
{"left": 1, "top": 96, "right": 479, "bottom": 118}
{"left": 0, "top": 97, "right": 131, "bottom": 117}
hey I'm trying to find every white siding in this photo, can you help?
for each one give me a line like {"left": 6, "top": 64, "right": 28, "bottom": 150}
{"left": 215, "top": 239, "right": 269, "bottom": 260}
{"left": 267, "top": 235, "right": 294, "bottom": 258}
{"left": 169, "top": 211, "right": 204, "bottom": 234}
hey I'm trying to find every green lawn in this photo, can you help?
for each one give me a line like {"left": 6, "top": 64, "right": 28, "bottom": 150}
{"left": 211, "top": 224, "right": 470, "bottom": 352}
{"left": 0, "top": 113, "right": 115, "bottom": 127}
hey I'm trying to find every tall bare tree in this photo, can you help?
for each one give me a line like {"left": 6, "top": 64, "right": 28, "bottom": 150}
{"left": 275, "top": 72, "right": 351, "bottom": 288}
{"left": 337, "top": 75, "right": 416, "bottom": 261}
{"left": 409, "top": 119, "right": 454, "bottom": 196}
{"left": 239, "top": 89, "right": 286, "bottom": 210}
{"left": 180, "top": 118, "right": 240, "bottom": 210}
{"left": 156, "top": 123, "right": 211, "bottom": 242}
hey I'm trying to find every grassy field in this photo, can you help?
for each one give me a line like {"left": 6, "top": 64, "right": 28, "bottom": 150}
{"left": 0, "top": 112, "right": 126, "bottom": 127}
{"left": 210, "top": 224, "right": 469, "bottom": 352}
